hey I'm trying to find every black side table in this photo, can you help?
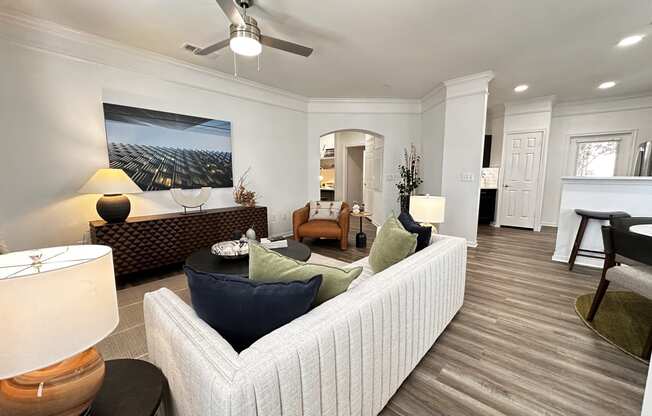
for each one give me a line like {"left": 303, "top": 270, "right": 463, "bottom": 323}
{"left": 89, "top": 359, "right": 166, "bottom": 416}
{"left": 350, "top": 212, "right": 372, "bottom": 248}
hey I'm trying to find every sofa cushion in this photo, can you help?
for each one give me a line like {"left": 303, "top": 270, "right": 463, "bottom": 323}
{"left": 309, "top": 201, "right": 343, "bottom": 221}
{"left": 369, "top": 214, "right": 417, "bottom": 273}
{"left": 298, "top": 220, "right": 341, "bottom": 238}
{"left": 184, "top": 266, "right": 322, "bottom": 352}
{"left": 398, "top": 211, "right": 432, "bottom": 252}
{"left": 249, "top": 243, "right": 362, "bottom": 305}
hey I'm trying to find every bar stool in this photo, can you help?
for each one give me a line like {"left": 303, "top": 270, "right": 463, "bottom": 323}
{"left": 568, "top": 209, "right": 630, "bottom": 270}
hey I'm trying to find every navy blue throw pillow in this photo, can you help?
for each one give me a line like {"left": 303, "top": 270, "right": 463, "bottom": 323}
{"left": 184, "top": 266, "right": 322, "bottom": 352}
{"left": 398, "top": 211, "right": 432, "bottom": 252}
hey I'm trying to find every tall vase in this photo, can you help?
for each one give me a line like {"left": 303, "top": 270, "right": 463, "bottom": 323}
{"left": 400, "top": 194, "right": 410, "bottom": 213}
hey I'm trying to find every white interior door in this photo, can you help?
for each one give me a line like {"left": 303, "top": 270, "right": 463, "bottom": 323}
{"left": 500, "top": 131, "right": 544, "bottom": 229}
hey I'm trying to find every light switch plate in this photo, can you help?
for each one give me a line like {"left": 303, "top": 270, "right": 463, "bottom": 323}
{"left": 460, "top": 172, "right": 474, "bottom": 182}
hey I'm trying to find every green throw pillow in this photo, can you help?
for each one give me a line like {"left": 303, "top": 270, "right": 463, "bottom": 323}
{"left": 249, "top": 243, "right": 363, "bottom": 305}
{"left": 369, "top": 214, "right": 417, "bottom": 273}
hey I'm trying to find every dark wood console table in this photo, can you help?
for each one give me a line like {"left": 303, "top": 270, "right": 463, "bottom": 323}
{"left": 90, "top": 206, "right": 268, "bottom": 281}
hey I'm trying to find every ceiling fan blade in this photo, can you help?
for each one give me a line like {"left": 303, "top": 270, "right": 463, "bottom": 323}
{"left": 260, "top": 35, "right": 313, "bottom": 57}
{"left": 194, "top": 39, "right": 230, "bottom": 55}
{"left": 215, "top": 0, "right": 245, "bottom": 25}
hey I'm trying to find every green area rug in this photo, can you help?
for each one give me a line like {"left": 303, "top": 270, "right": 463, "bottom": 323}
{"left": 575, "top": 291, "right": 652, "bottom": 363}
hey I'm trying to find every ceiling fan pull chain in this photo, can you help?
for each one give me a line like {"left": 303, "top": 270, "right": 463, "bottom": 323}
{"left": 233, "top": 51, "right": 238, "bottom": 77}
{"left": 257, "top": 53, "right": 261, "bottom": 72}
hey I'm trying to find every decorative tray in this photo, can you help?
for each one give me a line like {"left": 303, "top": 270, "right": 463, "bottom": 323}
{"left": 211, "top": 240, "right": 249, "bottom": 260}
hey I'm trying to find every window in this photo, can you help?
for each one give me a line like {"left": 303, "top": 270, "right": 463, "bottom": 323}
{"left": 567, "top": 133, "right": 634, "bottom": 177}
{"left": 575, "top": 140, "right": 619, "bottom": 176}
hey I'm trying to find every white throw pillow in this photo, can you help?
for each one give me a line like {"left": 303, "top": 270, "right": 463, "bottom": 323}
{"left": 309, "top": 201, "right": 343, "bottom": 221}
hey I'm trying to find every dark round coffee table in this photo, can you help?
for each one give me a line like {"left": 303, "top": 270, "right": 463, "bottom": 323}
{"left": 88, "top": 359, "right": 166, "bottom": 416}
{"left": 186, "top": 239, "right": 311, "bottom": 276}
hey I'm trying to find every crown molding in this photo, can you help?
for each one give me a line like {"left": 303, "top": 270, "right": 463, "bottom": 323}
{"left": 553, "top": 92, "right": 652, "bottom": 118}
{"left": 307, "top": 98, "right": 422, "bottom": 114}
{"left": 0, "top": 10, "right": 310, "bottom": 112}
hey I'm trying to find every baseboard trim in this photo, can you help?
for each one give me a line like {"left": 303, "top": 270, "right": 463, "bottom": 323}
{"left": 552, "top": 253, "right": 602, "bottom": 269}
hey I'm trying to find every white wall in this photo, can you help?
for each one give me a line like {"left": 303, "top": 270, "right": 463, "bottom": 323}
{"left": 542, "top": 95, "right": 652, "bottom": 225}
{"left": 421, "top": 88, "right": 446, "bottom": 195}
{"left": 0, "top": 15, "right": 309, "bottom": 251}
{"left": 490, "top": 94, "right": 652, "bottom": 227}
{"left": 438, "top": 73, "right": 493, "bottom": 246}
{"left": 488, "top": 114, "right": 504, "bottom": 167}
{"left": 307, "top": 100, "right": 422, "bottom": 225}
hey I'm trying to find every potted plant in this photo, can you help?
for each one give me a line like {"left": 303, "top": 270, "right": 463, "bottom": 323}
{"left": 396, "top": 144, "right": 423, "bottom": 212}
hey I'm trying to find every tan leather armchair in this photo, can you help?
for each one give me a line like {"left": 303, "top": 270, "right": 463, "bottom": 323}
{"left": 293, "top": 202, "right": 350, "bottom": 250}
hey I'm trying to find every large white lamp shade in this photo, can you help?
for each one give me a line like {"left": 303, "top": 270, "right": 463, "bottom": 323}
{"left": 0, "top": 245, "right": 119, "bottom": 379}
{"left": 409, "top": 195, "right": 446, "bottom": 224}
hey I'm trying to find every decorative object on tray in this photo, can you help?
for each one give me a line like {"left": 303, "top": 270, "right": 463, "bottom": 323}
{"left": 396, "top": 143, "right": 423, "bottom": 213}
{"left": 170, "top": 187, "right": 212, "bottom": 214}
{"left": 352, "top": 202, "right": 361, "bottom": 214}
{"left": 212, "top": 240, "right": 249, "bottom": 259}
{"left": 245, "top": 226, "right": 257, "bottom": 240}
{"left": 233, "top": 167, "right": 257, "bottom": 207}
{"left": 260, "top": 238, "right": 288, "bottom": 249}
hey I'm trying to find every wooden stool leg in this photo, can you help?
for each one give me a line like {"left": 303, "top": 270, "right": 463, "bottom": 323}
{"left": 569, "top": 216, "right": 589, "bottom": 271}
{"left": 586, "top": 277, "right": 610, "bottom": 322}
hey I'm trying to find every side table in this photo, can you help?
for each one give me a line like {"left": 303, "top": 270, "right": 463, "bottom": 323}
{"left": 350, "top": 211, "right": 373, "bottom": 248}
{"left": 88, "top": 359, "right": 166, "bottom": 416}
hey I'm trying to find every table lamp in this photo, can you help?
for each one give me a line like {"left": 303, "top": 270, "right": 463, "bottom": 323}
{"left": 409, "top": 194, "right": 446, "bottom": 233}
{"left": 79, "top": 168, "right": 143, "bottom": 223}
{"left": 0, "top": 245, "right": 119, "bottom": 415}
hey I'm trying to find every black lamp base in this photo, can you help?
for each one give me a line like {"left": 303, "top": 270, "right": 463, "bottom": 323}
{"left": 97, "top": 194, "right": 131, "bottom": 223}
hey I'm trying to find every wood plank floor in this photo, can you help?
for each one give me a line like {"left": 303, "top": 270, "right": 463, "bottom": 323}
{"left": 380, "top": 225, "right": 649, "bottom": 416}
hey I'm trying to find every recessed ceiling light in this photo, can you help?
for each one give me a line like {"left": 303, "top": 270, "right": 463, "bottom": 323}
{"left": 618, "top": 35, "right": 645, "bottom": 47}
{"left": 514, "top": 84, "right": 529, "bottom": 93}
{"left": 598, "top": 81, "right": 617, "bottom": 89}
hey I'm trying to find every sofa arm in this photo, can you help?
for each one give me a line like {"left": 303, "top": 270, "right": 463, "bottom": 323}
{"left": 292, "top": 204, "right": 310, "bottom": 240}
{"left": 144, "top": 288, "right": 242, "bottom": 416}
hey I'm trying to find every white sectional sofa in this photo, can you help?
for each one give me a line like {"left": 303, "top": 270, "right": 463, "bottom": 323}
{"left": 144, "top": 235, "right": 467, "bottom": 416}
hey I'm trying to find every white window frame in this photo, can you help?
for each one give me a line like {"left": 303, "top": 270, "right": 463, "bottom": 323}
{"left": 565, "top": 131, "right": 637, "bottom": 177}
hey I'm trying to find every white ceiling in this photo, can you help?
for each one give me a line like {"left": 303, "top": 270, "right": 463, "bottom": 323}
{"left": 2, "top": 0, "right": 652, "bottom": 107}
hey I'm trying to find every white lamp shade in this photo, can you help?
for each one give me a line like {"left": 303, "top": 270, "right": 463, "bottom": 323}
{"left": 409, "top": 195, "right": 446, "bottom": 223}
{"left": 78, "top": 168, "right": 143, "bottom": 195}
{"left": 0, "top": 245, "right": 119, "bottom": 379}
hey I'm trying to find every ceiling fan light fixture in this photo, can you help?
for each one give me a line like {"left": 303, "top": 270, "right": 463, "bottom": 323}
{"left": 230, "top": 36, "right": 262, "bottom": 57}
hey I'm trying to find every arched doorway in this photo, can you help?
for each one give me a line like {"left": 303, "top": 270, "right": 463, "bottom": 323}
{"left": 318, "top": 130, "right": 384, "bottom": 224}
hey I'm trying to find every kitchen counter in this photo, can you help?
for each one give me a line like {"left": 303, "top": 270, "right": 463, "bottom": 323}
{"left": 552, "top": 176, "right": 652, "bottom": 268}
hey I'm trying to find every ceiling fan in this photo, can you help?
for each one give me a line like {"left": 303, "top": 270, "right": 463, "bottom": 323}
{"left": 187, "top": 0, "right": 313, "bottom": 58}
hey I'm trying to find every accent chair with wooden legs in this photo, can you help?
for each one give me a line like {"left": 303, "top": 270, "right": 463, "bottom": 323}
{"left": 586, "top": 217, "right": 652, "bottom": 359}
{"left": 292, "top": 202, "right": 350, "bottom": 250}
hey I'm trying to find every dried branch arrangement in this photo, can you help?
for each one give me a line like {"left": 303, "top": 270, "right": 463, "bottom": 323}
{"left": 233, "top": 167, "right": 257, "bottom": 207}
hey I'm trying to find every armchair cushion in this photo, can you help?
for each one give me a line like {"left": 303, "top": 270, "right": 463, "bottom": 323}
{"left": 309, "top": 201, "right": 343, "bottom": 221}
{"left": 184, "top": 266, "right": 322, "bottom": 352}
{"left": 298, "top": 220, "right": 342, "bottom": 238}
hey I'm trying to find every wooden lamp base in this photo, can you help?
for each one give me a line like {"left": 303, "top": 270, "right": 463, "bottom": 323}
{"left": 0, "top": 347, "right": 105, "bottom": 416}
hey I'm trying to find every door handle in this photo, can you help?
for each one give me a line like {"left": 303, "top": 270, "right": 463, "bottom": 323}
{"left": 503, "top": 185, "right": 510, "bottom": 188}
